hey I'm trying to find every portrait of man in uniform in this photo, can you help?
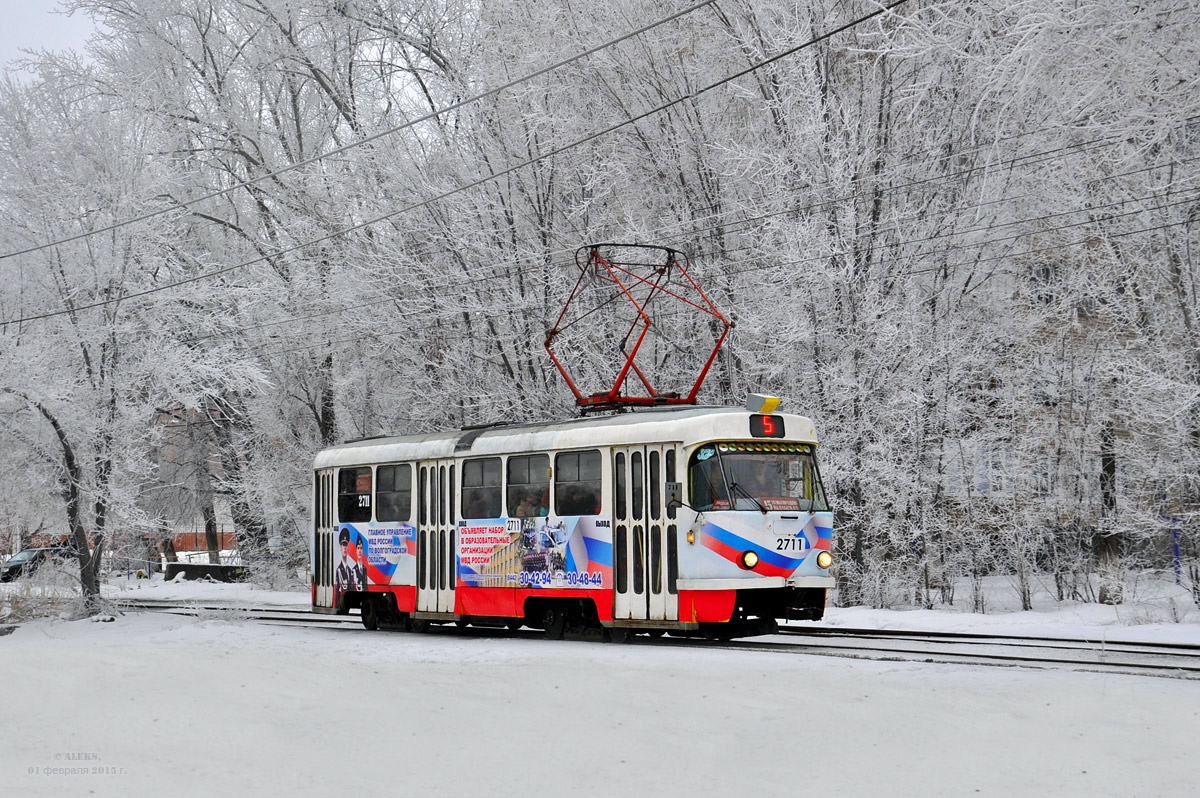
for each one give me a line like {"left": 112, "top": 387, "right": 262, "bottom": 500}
{"left": 335, "top": 527, "right": 366, "bottom": 591}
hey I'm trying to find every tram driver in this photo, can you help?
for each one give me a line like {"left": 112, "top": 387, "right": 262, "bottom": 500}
{"left": 741, "top": 461, "right": 777, "bottom": 497}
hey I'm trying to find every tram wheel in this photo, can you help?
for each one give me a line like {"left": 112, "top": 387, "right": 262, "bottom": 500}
{"left": 410, "top": 618, "right": 430, "bottom": 633}
{"left": 541, "top": 604, "right": 566, "bottom": 640}
{"left": 646, "top": 629, "right": 665, "bottom": 639}
{"left": 607, "top": 626, "right": 632, "bottom": 644}
{"left": 360, "top": 598, "right": 380, "bottom": 631}
{"left": 702, "top": 624, "right": 733, "bottom": 642}
{"left": 506, "top": 619, "right": 523, "bottom": 632}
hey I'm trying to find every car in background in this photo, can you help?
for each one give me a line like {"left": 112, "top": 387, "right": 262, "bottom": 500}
{"left": 0, "top": 547, "right": 74, "bottom": 582}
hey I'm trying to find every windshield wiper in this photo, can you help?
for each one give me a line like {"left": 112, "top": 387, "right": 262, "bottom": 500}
{"left": 710, "top": 444, "right": 767, "bottom": 514}
{"left": 729, "top": 481, "right": 768, "bottom": 514}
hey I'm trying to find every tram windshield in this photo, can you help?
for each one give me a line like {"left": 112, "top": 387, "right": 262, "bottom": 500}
{"left": 688, "top": 442, "right": 828, "bottom": 512}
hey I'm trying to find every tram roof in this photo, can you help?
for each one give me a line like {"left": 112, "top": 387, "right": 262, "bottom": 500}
{"left": 313, "top": 405, "right": 818, "bottom": 470}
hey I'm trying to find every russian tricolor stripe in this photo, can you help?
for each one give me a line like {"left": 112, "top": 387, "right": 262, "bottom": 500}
{"left": 698, "top": 522, "right": 805, "bottom": 578}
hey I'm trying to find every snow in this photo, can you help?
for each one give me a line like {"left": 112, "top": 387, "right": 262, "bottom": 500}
{"left": 2, "top": 580, "right": 1198, "bottom": 797}
{"left": 100, "top": 575, "right": 311, "bottom": 609}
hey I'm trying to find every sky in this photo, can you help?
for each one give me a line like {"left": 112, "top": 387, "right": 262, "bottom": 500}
{"left": 0, "top": 1, "right": 98, "bottom": 74}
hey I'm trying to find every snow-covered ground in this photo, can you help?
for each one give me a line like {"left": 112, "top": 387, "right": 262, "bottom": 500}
{"left": 94, "top": 568, "right": 1200, "bottom": 644}
{"left": 2, "top": 577, "right": 1198, "bottom": 797}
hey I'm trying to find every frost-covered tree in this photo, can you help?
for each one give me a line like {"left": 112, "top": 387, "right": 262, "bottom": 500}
{"left": 1, "top": 0, "right": 1196, "bottom": 612}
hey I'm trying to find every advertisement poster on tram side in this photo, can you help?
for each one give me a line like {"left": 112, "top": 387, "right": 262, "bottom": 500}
{"left": 457, "top": 516, "right": 613, "bottom": 589}
{"left": 339, "top": 523, "right": 417, "bottom": 586}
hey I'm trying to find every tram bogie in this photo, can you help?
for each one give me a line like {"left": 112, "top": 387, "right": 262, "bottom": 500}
{"left": 311, "top": 402, "right": 834, "bottom": 640}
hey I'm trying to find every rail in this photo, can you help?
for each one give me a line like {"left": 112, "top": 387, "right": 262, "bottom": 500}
{"left": 110, "top": 599, "right": 1200, "bottom": 681}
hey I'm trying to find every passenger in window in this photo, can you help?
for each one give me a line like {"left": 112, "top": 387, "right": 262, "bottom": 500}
{"left": 558, "top": 486, "right": 577, "bottom": 515}
{"left": 463, "top": 492, "right": 477, "bottom": 518}
{"left": 465, "top": 491, "right": 490, "bottom": 519}
{"left": 560, "top": 486, "right": 599, "bottom": 515}
{"left": 515, "top": 491, "right": 539, "bottom": 518}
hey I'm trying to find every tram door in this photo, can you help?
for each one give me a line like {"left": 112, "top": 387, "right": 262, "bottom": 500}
{"left": 612, "top": 445, "right": 678, "bottom": 622}
{"left": 313, "top": 469, "right": 336, "bottom": 609}
{"left": 416, "top": 460, "right": 457, "bottom": 615}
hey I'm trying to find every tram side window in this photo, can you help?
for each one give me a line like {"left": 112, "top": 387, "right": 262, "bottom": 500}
{"left": 376, "top": 464, "right": 412, "bottom": 523}
{"left": 688, "top": 446, "right": 726, "bottom": 512}
{"left": 507, "top": 454, "right": 549, "bottom": 518}
{"left": 789, "top": 454, "right": 830, "bottom": 512}
{"left": 462, "top": 457, "right": 502, "bottom": 519}
{"left": 666, "top": 449, "right": 677, "bottom": 520}
{"left": 313, "top": 473, "right": 320, "bottom": 533}
{"left": 324, "top": 474, "right": 332, "bottom": 528}
{"left": 615, "top": 454, "right": 626, "bottom": 520}
{"left": 337, "top": 467, "right": 372, "bottom": 524}
{"left": 556, "top": 450, "right": 603, "bottom": 515}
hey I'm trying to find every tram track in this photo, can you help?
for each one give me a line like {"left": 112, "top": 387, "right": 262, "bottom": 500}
{"left": 717, "top": 632, "right": 1200, "bottom": 680}
{"left": 778, "top": 623, "right": 1200, "bottom": 655}
{"left": 112, "top": 599, "right": 1200, "bottom": 679}
{"left": 110, "top": 599, "right": 359, "bottom": 627}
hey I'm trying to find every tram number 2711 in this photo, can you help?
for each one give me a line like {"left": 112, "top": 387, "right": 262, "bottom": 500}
{"left": 775, "top": 537, "right": 806, "bottom": 551}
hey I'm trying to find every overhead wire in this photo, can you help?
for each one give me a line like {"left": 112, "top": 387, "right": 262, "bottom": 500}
{"left": 13, "top": 0, "right": 1195, "bottom": 347}
{"left": 256, "top": 215, "right": 1194, "bottom": 360}
{"left": 222, "top": 130, "right": 1194, "bottom": 340}
{"left": 732, "top": 207, "right": 1197, "bottom": 282}
{"left": 5, "top": 0, "right": 1184, "bottom": 267}
{"left": 179, "top": 151, "right": 1198, "bottom": 347}
{"left": 0, "top": 0, "right": 911, "bottom": 329}
{"left": 0, "top": 0, "right": 721, "bottom": 262}
{"left": 17, "top": 88, "right": 1183, "bottom": 342}
{"left": 181, "top": 174, "right": 1195, "bottom": 355}
{"left": 192, "top": 114, "right": 1194, "bottom": 345}
{"left": 250, "top": 197, "right": 1196, "bottom": 358}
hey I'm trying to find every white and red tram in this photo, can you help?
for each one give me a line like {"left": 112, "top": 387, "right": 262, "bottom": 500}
{"left": 312, "top": 400, "right": 834, "bottom": 639}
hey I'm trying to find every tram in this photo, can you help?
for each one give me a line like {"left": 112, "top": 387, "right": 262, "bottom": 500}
{"left": 311, "top": 397, "right": 834, "bottom": 639}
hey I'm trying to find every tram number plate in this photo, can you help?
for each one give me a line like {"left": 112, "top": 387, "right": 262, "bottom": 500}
{"left": 775, "top": 537, "right": 806, "bottom": 552}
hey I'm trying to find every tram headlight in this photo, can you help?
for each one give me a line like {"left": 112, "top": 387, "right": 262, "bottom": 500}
{"left": 816, "top": 551, "right": 833, "bottom": 569}
{"left": 740, "top": 551, "right": 759, "bottom": 569}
